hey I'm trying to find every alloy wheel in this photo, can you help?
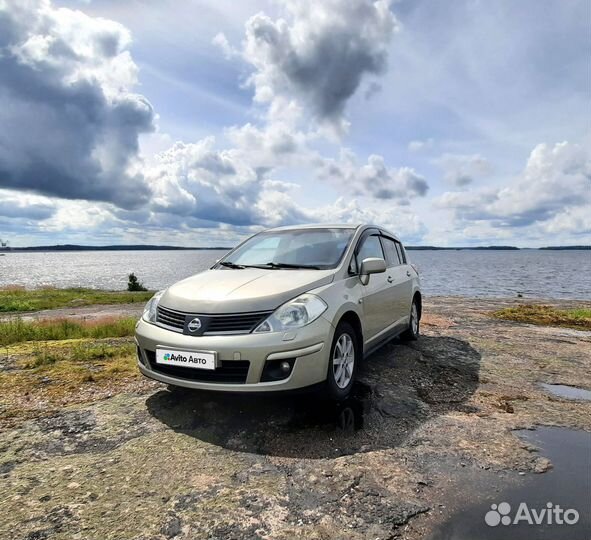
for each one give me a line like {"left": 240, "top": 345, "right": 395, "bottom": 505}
{"left": 333, "top": 333, "right": 355, "bottom": 389}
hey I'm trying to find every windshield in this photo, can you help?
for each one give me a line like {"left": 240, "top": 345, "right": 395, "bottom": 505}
{"left": 218, "top": 228, "right": 355, "bottom": 270}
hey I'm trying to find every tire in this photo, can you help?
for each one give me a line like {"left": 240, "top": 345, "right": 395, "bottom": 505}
{"left": 400, "top": 297, "right": 420, "bottom": 341}
{"left": 326, "top": 321, "right": 360, "bottom": 400}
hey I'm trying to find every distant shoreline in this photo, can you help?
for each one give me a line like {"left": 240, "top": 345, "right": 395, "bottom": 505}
{"left": 0, "top": 244, "right": 589, "bottom": 253}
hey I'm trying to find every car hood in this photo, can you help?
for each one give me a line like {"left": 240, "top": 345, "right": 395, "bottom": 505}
{"left": 159, "top": 268, "right": 335, "bottom": 313}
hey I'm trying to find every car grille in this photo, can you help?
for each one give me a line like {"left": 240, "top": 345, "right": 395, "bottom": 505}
{"left": 156, "top": 306, "right": 185, "bottom": 329}
{"left": 156, "top": 305, "right": 272, "bottom": 336}
{"left": 145, "top": 350, "right": 249, "bottom": 384}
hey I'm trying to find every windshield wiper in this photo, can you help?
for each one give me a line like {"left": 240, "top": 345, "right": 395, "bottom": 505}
{"left": 219, "top": 261, "right": 245, "bottom": 269}
{"left": 253, "top": 262, "right": 322, "bottom": 270}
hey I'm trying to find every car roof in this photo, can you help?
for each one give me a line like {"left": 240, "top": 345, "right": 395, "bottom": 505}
{"left": 263, "top": 223, "right": 401, "bottom": 241}
{"left": 265, "top": 223, "right": 361, "bottom": 231}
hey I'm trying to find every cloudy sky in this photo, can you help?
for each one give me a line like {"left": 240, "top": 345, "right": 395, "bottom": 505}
{"left": 0, "top": 0, "right": 589, "bottom": 248}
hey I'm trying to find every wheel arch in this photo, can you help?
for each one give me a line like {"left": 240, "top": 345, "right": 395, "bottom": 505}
{"left": 336, "top": 310, "right": 364, "bottom": 346}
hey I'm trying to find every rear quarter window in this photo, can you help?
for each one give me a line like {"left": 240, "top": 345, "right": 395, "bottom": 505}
{"left": 380, "top": 236, "right": 402, "bottom": 267}
{"left": 395, "top": 241, "right": 407, "bottom": 264}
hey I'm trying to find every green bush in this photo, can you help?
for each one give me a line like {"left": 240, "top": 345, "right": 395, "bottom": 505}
{"left": 127, "top": 273, "right": 147, "bottom": 292}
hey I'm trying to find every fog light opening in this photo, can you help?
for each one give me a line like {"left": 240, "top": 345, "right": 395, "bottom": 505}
{"left": 261, "top": 358, "right": 296, "bottom": 382}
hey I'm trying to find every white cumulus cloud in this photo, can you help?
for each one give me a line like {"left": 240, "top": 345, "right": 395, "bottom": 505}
{"left": 438, "top": 142, "right": 591, "bottom": 231}
{"left": 316, "top": 150, "right": 429, "bottom": 202}
{"left": 241, "top": 0, "right": 398, "bottom": 131}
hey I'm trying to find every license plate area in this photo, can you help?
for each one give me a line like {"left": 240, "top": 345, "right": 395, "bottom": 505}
{"left": 155, "top": 347, "right": 217, "bottom": 370}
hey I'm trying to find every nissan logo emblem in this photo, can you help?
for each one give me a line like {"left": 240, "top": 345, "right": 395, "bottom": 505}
{"left": 187, "top": 318, "right": 202, "bottom": 332}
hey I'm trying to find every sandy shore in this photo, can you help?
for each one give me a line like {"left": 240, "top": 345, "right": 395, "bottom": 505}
{"left": 0, "top": 297, "right": 589, "bottom": 539}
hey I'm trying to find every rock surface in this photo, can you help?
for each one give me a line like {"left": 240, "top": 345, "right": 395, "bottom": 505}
{"left": 0, "top": 297, "right": 589, "bottom": 539}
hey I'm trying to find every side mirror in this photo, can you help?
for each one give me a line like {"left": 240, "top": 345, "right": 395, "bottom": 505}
{"left": 359, "top": 257, "right": 386, "bottom": 284}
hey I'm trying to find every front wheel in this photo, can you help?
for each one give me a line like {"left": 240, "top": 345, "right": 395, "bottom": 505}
{"left": 401, "top": 298, "right": 420, "bottom": 341}
{"left": 326, "top": 322, "right": 359, "bottom": 400}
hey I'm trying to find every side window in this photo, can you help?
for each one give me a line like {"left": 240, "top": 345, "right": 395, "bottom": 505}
{"left": 395, "top": 241, "right": 406, "bottom": 264}
{"left": 381, "top": 236, "right": 401, "bottom": 267}
{"left": 356, "top": 235, "right": 384, "bottom": 268}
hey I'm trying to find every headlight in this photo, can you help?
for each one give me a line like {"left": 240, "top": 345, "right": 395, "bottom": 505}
{"left": 254, "top": 293, "right": 327, "bottom": 333}
{"left": 142, "top": 290, "right": 164, "bottom": 323}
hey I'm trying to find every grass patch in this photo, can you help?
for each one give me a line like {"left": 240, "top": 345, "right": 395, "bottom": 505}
{"left": 24, "top": 340, "right": 135, "bottom": 369}
{"left": 0, "top": 286, "right": 153, "bottom": 313}
{"left": 27, "top": 348, "right": 60, "bottom": 368}
{"left": 0, "top": 337, "right": 143, "bottom": 428}
{"left": 493, "top": 304, "right": 591, "bottom": 330}
{"left": 25, "top": 341, "right": 136, "bottom": 368}
{"left": 0, "top": 316, "right": 137, "bottom": 346}
{"left": 569, "top": 308, "right": 591, "bottom": 320}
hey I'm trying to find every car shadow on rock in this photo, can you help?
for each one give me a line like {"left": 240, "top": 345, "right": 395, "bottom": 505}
{"left": 145, "top": 335, "right": 481, "bottom": 459}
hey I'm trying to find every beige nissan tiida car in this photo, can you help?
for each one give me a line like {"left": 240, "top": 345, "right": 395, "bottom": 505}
{"left": 135, "top": 224, "right": 422, "bottom": 399}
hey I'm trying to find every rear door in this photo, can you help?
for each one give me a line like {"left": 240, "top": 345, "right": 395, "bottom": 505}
{"left": 380, "top": 236, "right": 413, "bottom": 324}
{"left": 354, "top": 233, "right": 393, "bottom": 343}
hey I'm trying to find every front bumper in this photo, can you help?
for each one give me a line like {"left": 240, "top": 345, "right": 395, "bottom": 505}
{"left": 135, "top": 316, "right": 334, "bottom": 392}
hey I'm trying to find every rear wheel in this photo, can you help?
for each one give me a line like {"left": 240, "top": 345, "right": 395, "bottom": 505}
{"left": 326, "top": 322, "right": 359, "bottom": 400}
{"left": 401, "top": 298, "right": 420, "bottom": 341}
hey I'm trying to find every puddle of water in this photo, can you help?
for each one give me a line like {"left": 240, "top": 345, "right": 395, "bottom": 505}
{"left": 540, "top": 383, "right": 591, "bottom": 401}
{"left": 286, "top": 381, "right": 371, "bottom": 433}
{"left": 429, "top": 426, "right": 591, "bottom": 540}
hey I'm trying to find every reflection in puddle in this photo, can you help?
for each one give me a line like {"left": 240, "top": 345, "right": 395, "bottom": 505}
{"left": 286, "top": 381, "right": 370, "bottom": 433}
{"left": 280, "top": 381, "right": 372, "bottom": 435}
{"left": 540, "top": 383, "right": 591, "bottom": 401}
{"left": 430, "top": 426, "right": 591, "bottom": 540}
{"left": 336, "top": 404, "right": 359, "bottom": 432}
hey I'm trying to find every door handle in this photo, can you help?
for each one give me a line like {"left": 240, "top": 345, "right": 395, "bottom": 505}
{"left": 387, "top": 276, "right": 393, "bottom": 283}
{"left": 406, "top": 271, "right": 411, "bottom": 277}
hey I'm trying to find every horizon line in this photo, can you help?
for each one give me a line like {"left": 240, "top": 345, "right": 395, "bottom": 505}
{"left": 1, "top": 243, "right": 589, "bottom": 252}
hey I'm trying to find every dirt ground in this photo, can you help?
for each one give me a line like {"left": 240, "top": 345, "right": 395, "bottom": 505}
{"left": 0, "top": 297, "right": 590, "bottom": 539}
